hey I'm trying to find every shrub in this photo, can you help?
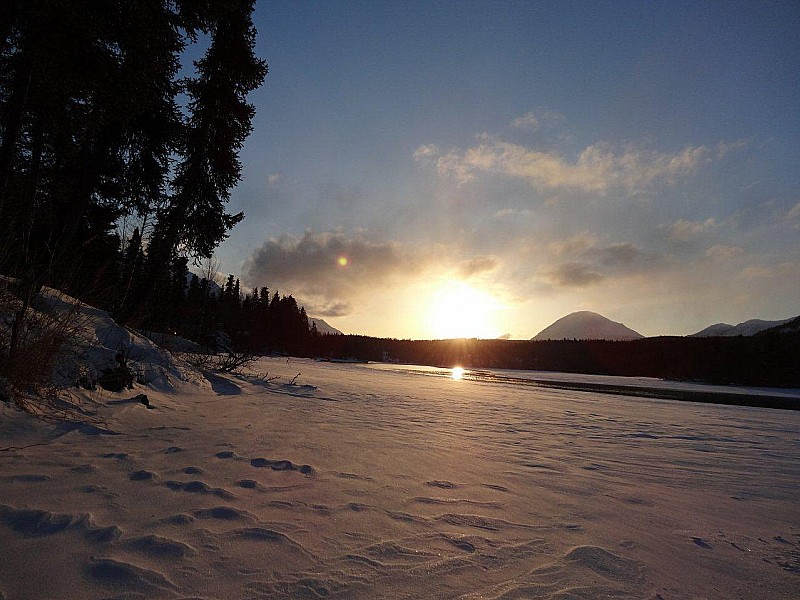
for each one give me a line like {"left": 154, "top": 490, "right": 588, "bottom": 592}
{"left": 0, "top": 278, "right": 87, "bottom": 417}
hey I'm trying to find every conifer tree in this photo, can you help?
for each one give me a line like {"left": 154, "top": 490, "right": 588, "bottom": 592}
{"left": 154, "top": 0, "right": 267, "bottom": 260}
{"left": 0, "top": 0, "right": 184, "bottom": 291}
{"left": 0, "top": 0, "right": 266, "bottom": 335}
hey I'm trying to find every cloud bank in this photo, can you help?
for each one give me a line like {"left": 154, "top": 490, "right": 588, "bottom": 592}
{"left": 244, "top": 231, "right": 422, "bottom": 317}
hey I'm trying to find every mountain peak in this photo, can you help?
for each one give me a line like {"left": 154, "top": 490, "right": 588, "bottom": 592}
{"left": 310, "top": 318, "right": 342, "bottom": 335}
{"left": 690, "top": 317, "right": 794, "bottom": 337}
{"left": 533, "top": 311, "right": 643, "bottom": 341}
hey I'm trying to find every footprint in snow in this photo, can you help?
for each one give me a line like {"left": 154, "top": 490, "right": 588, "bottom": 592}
{"left": 194, "top": 506, "right": 252, "bottom": 521}
{"left": 426, "top": 480, "right": 459, "bottom": 489}
{"left": 692, "top": 537, "right": 712, "bottom": 549}
{"left": 163, "top": 480, "right": 235, "bottom": 499}
{"left": 250, "top": 458, "right": 314, "bottom": 475}
{"left": 215, "top": 450, "right": 243, "bottom": 459}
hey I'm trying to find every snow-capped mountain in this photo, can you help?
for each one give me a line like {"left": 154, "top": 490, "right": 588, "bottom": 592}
{"left": 310, "top": 318, "right": 342, "bottom": 335}
{"left": 185, "top": 272, "right": 223, "bottom": 297}
{"left": 533, "top": 311, "right": 644, "bottom": 341}
{"left": 689, "top": 317, "right": 794, "bottom": 337}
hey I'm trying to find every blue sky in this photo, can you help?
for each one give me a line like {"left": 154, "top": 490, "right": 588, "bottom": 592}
{"left": 212, "top": 1, "right": 800, "bottom": 339}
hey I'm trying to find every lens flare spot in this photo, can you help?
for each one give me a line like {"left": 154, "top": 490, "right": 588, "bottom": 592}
{"left": 337, "top": 256, "right": 348, "bottom": 267}
{"left": 451, "top": 366, "right": 465, "bottom": 380}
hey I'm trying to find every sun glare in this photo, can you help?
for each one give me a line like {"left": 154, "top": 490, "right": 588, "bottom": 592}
{"left": 451, "top": 366, "right": 465, "bottom": 380}
{"left": 426, "top": 280, "right": 502, "bottom": 339}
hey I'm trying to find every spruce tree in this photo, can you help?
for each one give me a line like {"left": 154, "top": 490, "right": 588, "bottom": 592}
{"left": 0, "top": 0, "right": 184, "bottom": 289}
{"left": 0, "top": 1, "right": 266, "bottom": 338}
{"left": 155, "top": 0, "right": 267, "bottom": 259}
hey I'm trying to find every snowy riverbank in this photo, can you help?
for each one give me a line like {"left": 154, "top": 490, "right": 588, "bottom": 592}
{"left": 1, "top": 356, "right": 799, "bottom": 598}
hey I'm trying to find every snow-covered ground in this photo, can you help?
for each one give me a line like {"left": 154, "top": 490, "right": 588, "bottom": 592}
{"left": 1, "top": 356, "right": 799, "bottom": 599}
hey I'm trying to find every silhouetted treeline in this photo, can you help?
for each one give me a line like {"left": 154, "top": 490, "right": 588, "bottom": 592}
{"left": 0, "top": 1, "right": 266, "bottom": 365}
{"left": 173, "top": 272, "right": 318, "bottom": 356}
{"left": 315, "top": 331, "right": 800, "bottom": 387}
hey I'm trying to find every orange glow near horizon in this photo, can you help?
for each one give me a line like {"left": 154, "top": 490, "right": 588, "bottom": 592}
{"left": 426, "top": 280, "right": 502, "bottom": 340}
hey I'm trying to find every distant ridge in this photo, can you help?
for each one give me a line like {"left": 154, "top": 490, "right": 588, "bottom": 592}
{"left": 757, "top": 315, "right": 800, "bottom": 336}
{"left": 311, "top": 318, "right": 342, "bottom": 335}
{"left": 690, "top": 317, "right": 793, "bottom": 337}
{"left": 533, "top": 311, "right": 643, "bottom": 341}
{"left": 186, "top": 272, "right": 223, "bottom": 297}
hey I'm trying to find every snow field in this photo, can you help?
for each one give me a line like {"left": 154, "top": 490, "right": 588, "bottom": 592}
{"left": 0, "top": 356, "right": 798, "bottom": 598}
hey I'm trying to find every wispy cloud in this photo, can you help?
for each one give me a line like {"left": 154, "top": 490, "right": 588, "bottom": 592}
{"left": 493, "top": 208, "right": 533, "bottom": 218}
{"left": 601, "top": 242, "right": 641, "bottom": 266}
{"left": 705, "top": 244, "right": 742, "bottom": 261}
{"left": 546, "top": 262, "right": 605, "bottom": 287}
{"left": 314, "top": 301, "right": 351, "bottom": 318}
{"left": 412, "top": 144, "right": 439, "bottom": 162}
{"left": 493, "top": 208, "right": 514, "bottom": 218}
{"left": 739, "top": 265, "right": 773, "bottom": 279}
{"left": 457, "top": 256, "right": 499, "bottom": 278}
{"left": 663, "top": 218, "right": 718, "bottom": 241}
{"left": 715, "top": 139, "right": 747, "bottom": 158}
{"left": 537, "top": 235, "right": 652, "bottom": 289}
{"left": 510, "top": 112, "right": 540, "bottom": 130}
{"left": 546, "top": 235, "right": 643, "bottom": 266}
{"left": 509, "top": 109, "right": 566, "bottom": 131}
{"left": 786, "top": 201, "right": 800, "bottom": 224}
{"left": 416, "top": 139, "right": 711, "bottom": 193}
{"left": 739, "top": 262, "right": 800, "bottom": 280}
{"left": 547, "top": 232, "right": 599, "bottom": 257}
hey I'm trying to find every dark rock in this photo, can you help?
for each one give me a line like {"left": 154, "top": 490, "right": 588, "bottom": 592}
{"left": 131, "top": 394, "right": 150, "bottom": 408}
{"left": 97, "top": 352, "right": 135, "bottom": 392}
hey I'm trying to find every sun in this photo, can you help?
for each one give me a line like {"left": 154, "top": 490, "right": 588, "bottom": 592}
{"left": 426, "top": 280, "right": 502, "bottom": 339}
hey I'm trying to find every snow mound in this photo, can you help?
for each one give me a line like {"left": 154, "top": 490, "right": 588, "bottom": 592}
{"left": 35, "top": 288, "right": 207, "bottom": 392}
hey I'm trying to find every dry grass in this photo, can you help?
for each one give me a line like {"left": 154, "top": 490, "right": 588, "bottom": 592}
{"left": 179, "top": 347, "right": 259, "bottom": 375}
{"left": 0, "top": 279, "right": 92, "bottom": 419}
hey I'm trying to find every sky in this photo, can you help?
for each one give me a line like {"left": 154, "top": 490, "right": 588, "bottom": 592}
{"left": 211, "top": 1, "right": 800, "bottom": 339}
